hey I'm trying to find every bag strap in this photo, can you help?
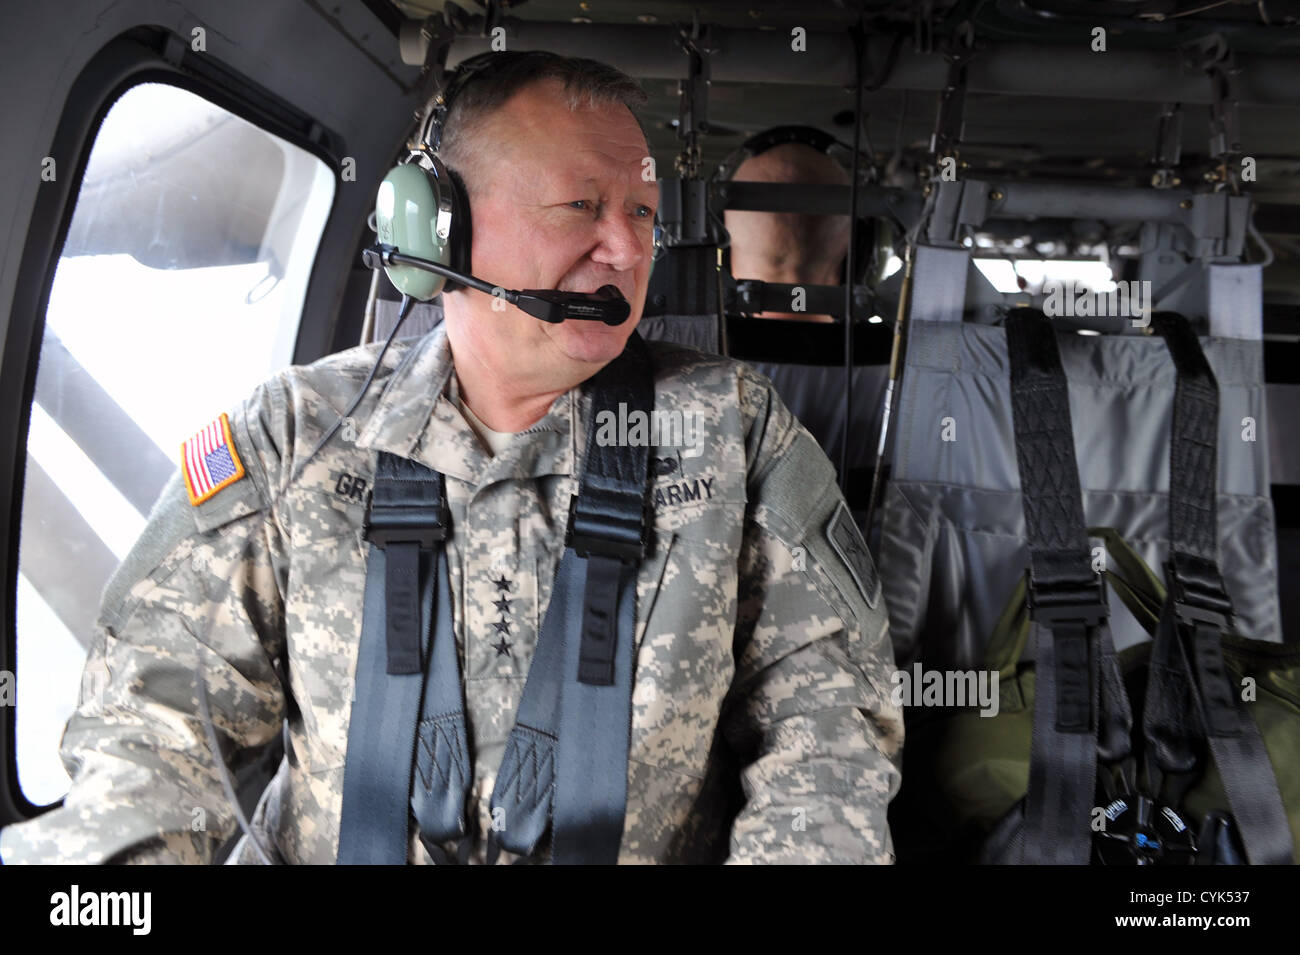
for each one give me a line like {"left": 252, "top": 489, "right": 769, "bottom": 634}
{"left": 1004, "top": 308, "right": 1132, "bottom": 864}
{"left": 1147, "top": 312, "right": 1294, "bottom": 865}
{"left": 1089, "top": 527, "right": 1166, "bottom": 633}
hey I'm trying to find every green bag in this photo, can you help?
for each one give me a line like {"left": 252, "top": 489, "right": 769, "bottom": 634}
{"left": 895, "top": 526, "right": 1300, "bottom": 864}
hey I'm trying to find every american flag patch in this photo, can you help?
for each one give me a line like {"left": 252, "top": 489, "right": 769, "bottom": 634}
{"left": 181, "top": 413, "right": 246, "bottom": 506}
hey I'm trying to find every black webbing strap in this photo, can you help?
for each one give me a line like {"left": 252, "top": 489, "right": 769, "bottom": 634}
{"left": 1155, "top": 313, "right": 1219, "bottom": 564}
{"left": 1005, "top": 309, "right": 1116, "bottom": 864}
{"left": 338, "top": 453, "right": 450, "bottom": 864}
{"left": 1148, "top": 313, "right": 1294, "bottom": 865}
{"left": 384, "top": 542, "right": 422, "bottom": 675}
{"left": 565, "top": 333, "right": 654, "bottom": 682}
{"left": 369, "top": 456, "right": 449, "bottom": 673}
{"left": 487, "top": 332, "right": 654, "bottom": 864}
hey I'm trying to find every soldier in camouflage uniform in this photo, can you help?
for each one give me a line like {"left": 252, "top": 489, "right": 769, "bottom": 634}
{"left": 0, "top": 51, "right": 902, "bottom": 865}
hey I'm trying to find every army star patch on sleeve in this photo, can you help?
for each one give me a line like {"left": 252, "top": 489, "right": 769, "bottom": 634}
{"left": 181, "top": 412, "right": 246, "bottom": 506}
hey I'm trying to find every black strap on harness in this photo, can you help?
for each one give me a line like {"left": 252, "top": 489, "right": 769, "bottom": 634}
{"left": 1145, "top": 313, "right": 1293, "bottom": 865}
{"left": 337, "top": 334, "right": 654, "bottom": 864}
{"left": 1005, "top": 308, "right": 1131, "bottom": 864}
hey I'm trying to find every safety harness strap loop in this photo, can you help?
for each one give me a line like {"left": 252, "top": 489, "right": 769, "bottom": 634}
{"left": 554, "top": 550, "right": 639, "bottom": 863}
{"left": 577, "top": 554, "right": 624, "bottom": 686}
{"left": 382, "top": 542, "right": 422, "bottom": 675}
{"left": 366, "top": 455, "right": 449, "bottom": 676}
{"left": 1022, "top": 619, "right": 1103, "bottom": 863}
{"left": 338, "top": 453, "right": 452, "bottom": 863}
{"left": 1149, "top": 313, "right": 1294, "bottom": 865}
{"left": 1005, "top": 308, "right": 1115, "bottom": 864}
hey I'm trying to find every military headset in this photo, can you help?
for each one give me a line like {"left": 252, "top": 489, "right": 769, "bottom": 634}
{"left": 364, "top": 49, "right": 631, "bottom": 325}
{"left": 715, "top": 124, "right": 878, "bottom": 287}
{"left": 308, "top": 52, "right": 639, "bottom": 515}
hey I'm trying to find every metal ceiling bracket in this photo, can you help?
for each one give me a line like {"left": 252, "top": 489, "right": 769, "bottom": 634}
{"left": 1151, "top": 102, "right": 1183, "bottom": 189}
{"left": 673, "top": 15, "right": 716, "bottom": 180}
{"left": 405, "top": 13, "right": 458, "bottom": 119}
{"left": 1183, "top": 34, "right": 1242, "bottom": 192}
{"left": 928, "top": 28, "right": 975, "bottom": 165}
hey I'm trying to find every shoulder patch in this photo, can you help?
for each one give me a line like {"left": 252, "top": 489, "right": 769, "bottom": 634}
{"left": 826, "top": 500, "right": 879, "bottom": 609}
{"left": 181, "top": 413, "right": 246, "bottom": 506}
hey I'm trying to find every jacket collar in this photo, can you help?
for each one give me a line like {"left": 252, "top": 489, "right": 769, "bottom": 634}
{"left": 355, "top": 325, "right": 580, "bottom": 489}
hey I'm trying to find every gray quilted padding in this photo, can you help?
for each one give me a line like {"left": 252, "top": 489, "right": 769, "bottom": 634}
{"left": 879, "top": 320, "right": 1282, "bottom": 668}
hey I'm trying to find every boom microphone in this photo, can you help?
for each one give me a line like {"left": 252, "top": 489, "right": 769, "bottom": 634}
{"left": 362, "top": 245, "right": 632, "bottom": 326}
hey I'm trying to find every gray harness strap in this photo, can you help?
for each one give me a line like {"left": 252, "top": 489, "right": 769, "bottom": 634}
{"left": 410, "top": 544, "right": 472, "bottom": 851}
{"left": 338, "top": 333, "right": 654, "bottom": 864}
{"left": 1005, "top": 309, "right": 1112, "bottom": 864}
{"left": 1147, "top": 313, "right": 1293, "bottom": 865}
{"left": 489, "top": 333, "right": 654, "bottom": 864}
{"left": 338, "top": 454, "right": 457, "bottom": 864}
{"left": 486, "top": 547, "right": 640, "bottom": 863}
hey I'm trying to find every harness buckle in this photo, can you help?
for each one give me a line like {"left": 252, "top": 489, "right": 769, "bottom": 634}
{"left": 564, "top": 493, "right": 647, "bottom": 563}
{"left": 364, "top": 500, "right": 449, "bottom": 549}
{"left": 1025, "top": 571, "right": 1109, "bottom": 627}
{"left": 1165, "top": 554, "right": 1234, "bottom": 631}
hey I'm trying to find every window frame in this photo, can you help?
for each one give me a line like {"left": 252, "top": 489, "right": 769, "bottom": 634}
{"left": 0, "top": 28, "right": 343, "bottom": 825}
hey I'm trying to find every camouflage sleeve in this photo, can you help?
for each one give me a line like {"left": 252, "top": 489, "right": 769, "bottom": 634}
{"left": 720, "top": 375, "right": 903, "bottom": 864}
{"left": 0, "top": 383, "right": 290, "bottom": 864}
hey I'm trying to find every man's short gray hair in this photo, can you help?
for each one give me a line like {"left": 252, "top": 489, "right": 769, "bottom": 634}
{"left": 435, "top": 51, "right": 648, "bottom": 196}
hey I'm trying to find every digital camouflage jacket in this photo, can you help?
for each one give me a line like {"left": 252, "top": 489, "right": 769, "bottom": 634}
{"left": 0, "top": 327, "right": 902, "bottom": 864}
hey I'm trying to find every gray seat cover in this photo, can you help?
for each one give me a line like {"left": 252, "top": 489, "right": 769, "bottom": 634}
{"left": 878, "top": 318, "right": 1282, "bottom": 670}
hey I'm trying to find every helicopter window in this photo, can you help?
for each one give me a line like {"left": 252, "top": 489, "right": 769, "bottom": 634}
{"left": 13, "top": 82, "right": 334, "bottom": 807}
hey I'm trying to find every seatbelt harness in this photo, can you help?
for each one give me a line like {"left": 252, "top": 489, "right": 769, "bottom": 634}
{"left": 1147, "top": 313, "right": 1294, "bottom": 865}
{"left": 338, "top": 333, "right": 654, "bottom": 864}
{"left": 1005, "top": 309, "right": 1128, "bottom": 865}
{"left": 496, "top": 333, "right": 653, "bottom": 864}
{"left": 338, "top": 455, "right": 457, "bottom": 864}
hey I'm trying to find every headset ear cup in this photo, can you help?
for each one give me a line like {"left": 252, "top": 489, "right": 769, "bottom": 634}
{"left": 438, "top": 166, "right": 472, "bottom": 294}
{"left": 450, "top": 167, "right": 473, "bottom": 279}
